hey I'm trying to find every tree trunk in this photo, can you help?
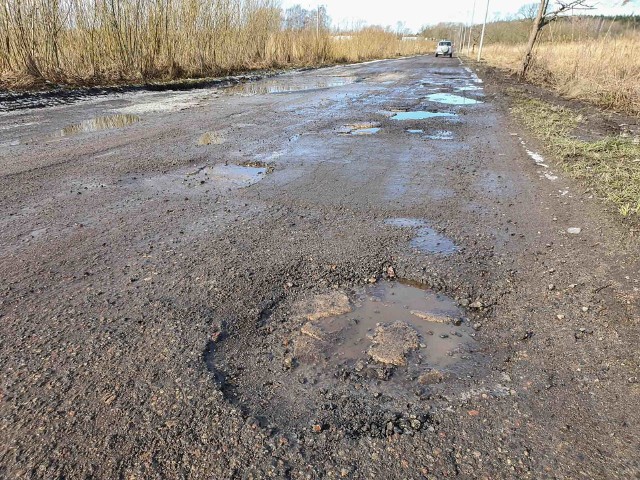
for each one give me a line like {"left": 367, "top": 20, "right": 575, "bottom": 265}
{"left": 520, "top": 0, "right": 549, "bottom": 79}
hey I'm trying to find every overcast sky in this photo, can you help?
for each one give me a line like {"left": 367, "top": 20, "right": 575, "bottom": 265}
{"left": 279, "top": 0, "right": 638, "bottom": 32}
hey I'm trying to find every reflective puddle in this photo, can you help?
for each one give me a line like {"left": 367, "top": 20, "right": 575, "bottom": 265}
{"left": 386, "top": 218, "right": 459, "bottom": 254}
{"left": 229, "top": 76, "right": 356, "bottom": 95}
{"left": 391, "top": 111, "right": 457, "bottom": 121}
{"left": 59, "top": 114, "right": 140, "bottom": 136}
{"left": 351, "top": 127, "right": 381, "bottom": 135}
{"left": 407, "top": 129, "right": 424, "bottom": 134}
{"left": 338, "top": 122, "right": 381, "bottom": 135}
{"left": 426, "top": 93, "right": 483, "bottom": 105}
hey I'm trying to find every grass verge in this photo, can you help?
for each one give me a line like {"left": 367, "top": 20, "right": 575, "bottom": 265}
{"left": 512, "top": 96, "right": 640, "bottom": 218}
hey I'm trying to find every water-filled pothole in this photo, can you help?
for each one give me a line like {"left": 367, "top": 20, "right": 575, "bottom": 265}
{"left": 207, "top": 282, "right": 483, "bottom": 437}
{"left": 391, "top": 111, "right": 457, "bottom": 121}
{"left": 294, "top": 282, "right": 473, "bottom": 372}
{"left": 351, "top": 127, "right": 380, "bottom": 135}
{"left": 426, "top": 93, "right": 483, "bottom": 105}
{"left": 387, "top": 218, "right": 459, "bottom": 254}
{"left": 59, "top": 114, "right": 140, "bottom": 136}
{"left": 338, "top": 122, "right": 381, "bottom": 135}
{"left": 229, "top": 76, "right": 356, "bottom": 95}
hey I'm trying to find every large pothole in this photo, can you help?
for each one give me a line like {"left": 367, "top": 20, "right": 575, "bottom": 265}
{"left": 206, "top": 281, "right": 485, "bottom": 438}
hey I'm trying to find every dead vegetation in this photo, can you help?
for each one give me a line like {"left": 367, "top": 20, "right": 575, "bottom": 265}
{"left": 0, "top": 0, "right": 431, "bottom": 90}
{"left": 512, "top": 96, "right": 640, "bottom": 218}
{"left": 482, "top": 34, "right": 640, "bottom": 116}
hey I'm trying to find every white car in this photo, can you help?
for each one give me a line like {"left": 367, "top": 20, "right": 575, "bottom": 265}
{"left": 435, "top": 40, "right": 454, "bottom": 58}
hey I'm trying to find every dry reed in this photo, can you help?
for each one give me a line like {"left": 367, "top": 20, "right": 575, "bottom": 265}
{"left": 481, "top": 34, "right": 640, "bottom": 115}
{"left": 0, "top": 0, "right": 431, "bottom": 89}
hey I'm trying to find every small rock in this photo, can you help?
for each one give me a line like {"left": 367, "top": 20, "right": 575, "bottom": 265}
{"left": 418, "top": 370, "right": 443, "bottom": 385}
{"left": 311, "top": 424, "right": 323, "bottom": 433}
{"left": 548, "top": 284, "right": 556, "bottom": 291}
{"left": 472, "top": 322, "right": 482, "bottom": 331}
{"left": 567, "top": 227, "right": 582, "bottom": 235}
{"left": 556, "top": 314, "right": 566, "bottom": 320}
{"left": 469, "top": 300, "right": 484, "bottom": 309}
{"left": 283, "top": 356, "right": 296, "bottom": 370}
{"left": 410, "top": 310, "right": 450, "bottom": 323}
{"left": 459, "top": 298, "right": 470, "bottom": 307}
{"left": 582, "top": 306, "right": 589, "bottom": 312}
{"left": 368, "top": 322, "right": 420, "bottom": 366}
{"left": 386, "top": 266, "right": 396, "bottom": 279}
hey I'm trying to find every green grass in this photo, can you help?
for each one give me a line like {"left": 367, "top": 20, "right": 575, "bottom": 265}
{"left": 512, "top": 97, "right": 640, "bottom": 218}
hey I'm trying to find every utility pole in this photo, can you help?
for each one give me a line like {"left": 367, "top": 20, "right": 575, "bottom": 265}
{"left": 467, "top": 0, "right": 477, "bottom": 54}
{"left": 477, "top": 0, "right": 490, "bottom": 62}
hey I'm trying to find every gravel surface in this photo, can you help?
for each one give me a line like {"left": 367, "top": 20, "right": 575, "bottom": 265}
{"left": 1, "top": 55, "right": 638, "bottom": 479}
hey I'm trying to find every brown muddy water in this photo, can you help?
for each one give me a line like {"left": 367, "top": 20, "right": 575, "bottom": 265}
{"left": 58, "top": 114, "right": 140, "bottom": 136}
{"left": 298, "top": 281, "right": 472, "bottom": 371}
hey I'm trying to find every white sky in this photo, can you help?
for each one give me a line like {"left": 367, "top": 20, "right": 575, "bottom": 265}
{"left": 279, "top": 0, "right": 638, "bottom": 32}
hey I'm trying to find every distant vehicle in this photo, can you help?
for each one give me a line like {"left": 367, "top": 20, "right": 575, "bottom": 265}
{"left": 435, "top": 40, "right": 454, "bottom": 58}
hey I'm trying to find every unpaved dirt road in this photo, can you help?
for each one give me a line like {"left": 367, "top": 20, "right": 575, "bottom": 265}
{"left": 1, "top": 55, "right": 639, "bottom": 479}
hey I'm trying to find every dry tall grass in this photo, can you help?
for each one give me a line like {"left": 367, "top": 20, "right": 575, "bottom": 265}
{"left": 481, "top": 34, "right": 640, "bottom": 115}
{"left": 0, "top": 0, "right": 431, "bottom": 89}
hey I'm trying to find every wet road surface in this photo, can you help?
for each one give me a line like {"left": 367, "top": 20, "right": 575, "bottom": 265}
{"left": 1, "top": 56, "right": 639, "bottom": 478}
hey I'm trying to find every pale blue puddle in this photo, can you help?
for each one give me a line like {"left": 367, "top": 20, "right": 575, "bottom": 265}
{"left": 392, "top": 111, "right": 457, "bottom": 121}
{"left": 386, "top": 218, "right": 459, "bottom": 255}
{"left": 426, "top": 93, "right": 483, "bottom": 106}
{"left": 351, "top": 127, "right": 381, "bottom": 135}
{"left": 407, "top": 129, "right": 424, "bottom": 134}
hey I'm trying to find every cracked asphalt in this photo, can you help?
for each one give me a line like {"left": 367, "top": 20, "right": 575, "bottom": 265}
{"left": 1, "top": 55, "right": 638, "bottom": 479}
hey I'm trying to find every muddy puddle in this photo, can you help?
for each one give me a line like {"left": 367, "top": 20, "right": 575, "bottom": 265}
{"left": 387, "top": 218, "right": 459, "bottom": 254}
{"left": 296, "top": 282, "right": 472, "bottom": 371}
{"left": 208, "top": 282, "right": 483, "bottom": 437}
{"left": 391, "top": 111, "right": 457, "bottom": 121}
{"left": 58, "top": 114, "right": 140, "bottom": 136}
{"left": 426, "top": 93, "right": 483, "bottom": 106}
{"left": 228, "top": 76, "right": 356, "bottom": 95}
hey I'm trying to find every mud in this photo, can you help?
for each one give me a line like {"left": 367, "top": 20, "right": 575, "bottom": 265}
{"left": 386, "top": 218, "right": 459, "bottom": 254}
{"left": 1, "top": 55, "right": 639, "bottom": 480}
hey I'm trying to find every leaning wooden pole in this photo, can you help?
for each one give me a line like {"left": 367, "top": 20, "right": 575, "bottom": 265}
{"left": 520, "top": 0, "right": 549, "bottom": 79}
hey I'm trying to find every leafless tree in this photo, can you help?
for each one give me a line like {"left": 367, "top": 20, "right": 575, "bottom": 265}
{"left": 517, "top": 3, "right": 540, "bottom": 20}
{"left": 520, "top": 0, "right": 593, "bottom": 78}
